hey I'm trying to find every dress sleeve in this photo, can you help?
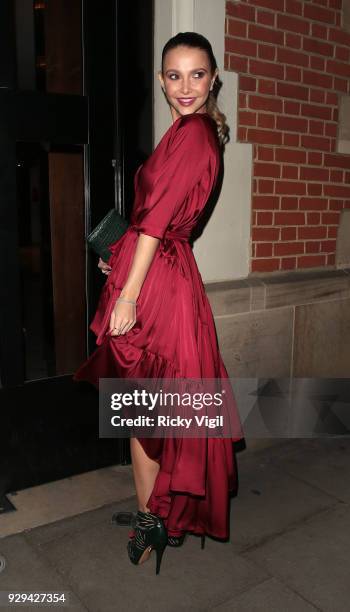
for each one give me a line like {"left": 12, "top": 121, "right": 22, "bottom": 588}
{"left": 135, "top": 114, "right": 209, "bottom": 240}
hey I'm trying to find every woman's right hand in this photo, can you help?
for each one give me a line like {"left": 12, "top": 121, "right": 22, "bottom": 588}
{"left": 98, "top": 257, "right": 112, "bottom": 276}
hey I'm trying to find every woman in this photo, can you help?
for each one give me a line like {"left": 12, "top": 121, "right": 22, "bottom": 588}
{"left": 73, "top": 32, "right": 243, "bottom": 575}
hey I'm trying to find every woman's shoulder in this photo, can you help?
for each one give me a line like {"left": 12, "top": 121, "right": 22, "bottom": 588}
{"left": 171, "top": 112, "right": 217, "bottom": 149}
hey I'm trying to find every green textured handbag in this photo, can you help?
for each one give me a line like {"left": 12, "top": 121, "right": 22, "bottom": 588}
{"left": 86, "top": 208, "right": 130, "bottom": 262}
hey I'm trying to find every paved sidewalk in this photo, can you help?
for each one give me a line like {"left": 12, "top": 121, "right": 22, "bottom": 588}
{"left": 1, "top": 437, "right": 349, "bottom": 611}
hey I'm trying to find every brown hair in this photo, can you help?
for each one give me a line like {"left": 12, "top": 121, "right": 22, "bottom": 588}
{"left": 161, "top": 32, "right": 229, "bottom": 146}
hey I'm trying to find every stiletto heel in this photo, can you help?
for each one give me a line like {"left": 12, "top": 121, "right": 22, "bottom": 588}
{"left": 127, "top": 510, "right": 168, "bottom": 575}
{"left": 201, "top": 534, "right": 205, "bottom": 549}
{"left": 155, "top": 543, "right": 167, "bottom": 575}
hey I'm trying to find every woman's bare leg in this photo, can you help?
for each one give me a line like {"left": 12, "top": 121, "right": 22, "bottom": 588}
{"left": 130, "top": 438, "right": 160, "bottom": 512}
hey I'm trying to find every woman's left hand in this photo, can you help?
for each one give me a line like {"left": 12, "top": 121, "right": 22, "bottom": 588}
{"left": 109, "top": 299, "right": 136, "bottom": 336}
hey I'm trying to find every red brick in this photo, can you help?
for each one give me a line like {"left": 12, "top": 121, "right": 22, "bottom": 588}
{"left": 281, "top": 257, "right": 296, "bottom": 270}
{"left": 276, "top": 181, "right": 306, "bottom": 195}
{"left": 320, "top": 239, "right": 336, "bottom": 252}
{"left": 324, "top": 155, "right": 350, "bottom": 169}
{"left": 240, "top": 75, "right": 256, "bottom": 91}
{"left": 299, "top": 226, "right": 327, "bottom": 239}
{"left": 257, "top": 10, "right": 275, "bottom": 26}
{"left": 304, "top": 3, "right": 335, "bottom": 24}
{"left": 284, "top": 133, "right": 300, "bottom": 146}
{"left": 257, "top": 211, "right": 273, "bottom": 224}
{"left": 258, "top": 179, "right": 275, "bottom": 193}
{"left": 281, "top": 197, "right": 298, "bottom": 209}
{"left": 250, "top": 59, "right": 284, "bottom": 79}
{"left": 277, "top": 48, "right": 309, "bottom": 67}
{"left": 275, "top": 212, "right": 305, "bottom": 224}
{"left": 329, "top": 0, "right": 342, "bottom": 11}
{"left": 301, "top": 104, "right": 332, "bottom": 120}
{"left": 309, "top": 89, "right": 325, "bottom": 104}
{"left": 258, "top": 146, "right": 274, "bottom": 161}
{"left": 329, "top": 200, "right": 344, "bottom": 211}
{"left": 253, "top": 227, "right": 279, "bottom": 240}
{"left": 229, "top": 55, "right": 248, "bottom": 72}
{"left": 299, "top": 197, "right": 328, "bottom": 210}
{"left": 275, "top": 148, "right": 306, "bottom": 163}
{"left": 239, "top": 111, "right": 257, "bottom": 126}
{"left": 251, "top": 258, "right": 280, "bottom": 272}
{"left": 274, "top": 242, "right": 304, "bottom": 255}
{"left": 253, "top": 195, "right": 280, "bottom": 209}
{"left": 277, "top": 82, "right": 309, "bottom": 100}
{"left": 325, "top": 92, "right": 338, "bottom": 105}
{"left": 239, "top": 93, "right": 247, "bottom": 108}
{"left": 285, "top": 66, "right": 302, "bottom": 81}
{"left": 310, "top": 56, "right": 325, "bottom": 71}
{"left": 307, "top": 212, "right": 321, "bottom": 223}
{"left": 276, "top": 116, "right": 308, "bottom": 132}
{"left": 257, "top": 113, "right": 276, "bottom": 129}
{"left": 324, "top": 184, "right": 350, "bottom": 197}
{"left": 258, "top": 44, "right": 276, "bottom": 61}
{"left": 327, "top": 227, "right": 338, "bottom": 239}
{"left": 237, "top": 126, "right": 247, "bottom": 140}
{"left": 227, "top": 19, "right": 247, "bottom": 38}
{"left": 297, "top": 255, "right": 326, "bottom": 268}
{"left": 333, "top": 78, "right": 348, "bottom": 93}
{"left": 249, "top": 24, "right": 284, "bottom": 45}
{"left": 309, "top": 120, "right": 324, "bottom": 135}
{"left": 277, "top": 14, "right": 310, "bottom": 35}
{"left": 328, "top": 28, "right": 350, "bottom": 47}
{"left": 335, "top": 46, "right": 350, "bottom": 62}
{"left": 248, "top": 129, "right": 283, "bottom": 145}
{"left": 308, "top": 183, "right": 323, "bottom": 196}
{"left": 226, "top": 2, "right": 255, "bottom": 21}
{"left": 330, "top": 170, "right": 343, "bottom": 182}
{"left": 286, "top": 33, "right": 302, "bottom": 49}
{"left": 284, "top": 101, "right": 301, "bottom": 115}
{"left": 226, "top": 38, "right": 257, "bottom": 57}
{"left": 322, "top": 211, "right": 340, "bottom": 223}
{"left": 303, "top": 37, "right": 333, "bottom": 57}
{"left": 308, "top": 152, "right": 323, "bottom": 165}
{"left": 303, "top": 70, "right": 333, "bottom": 89}
{"left": 300, "top": 166, "right": 329, "bottom": 180}
{"left": 327, "top": 59, "right": 350, "bottom": 78}
{"left": 249, "top": 95, "right": 283, "bottom": 113}
{"left": 254, "top": 162, "right": 281, "bottom": 177}
{"left": 258, "top": 79, "right": 276, "bottom": 95}
{"left": 305, "top": 242, "right": 321, "bottom": 253}
{"left": 282, "top": 165, "right": 299, "bottom": 179}
{"left": 285, "top": 0, "right": 302, "bottom": 15}
{"left": 256, "top": 243, "right": 273, "bottom": 257}
{"left": 325, "top": 123, "right": 337, "bottom": 138}
{"left": 311, "top": 23, "right": 328, "bottom": 39}
{"left": 281, "top": 227, "right": 297, "bottom": 240}
{"left": 224, "top": 52, "right": 230, "bottom": 71}
{"left": 301, "top": 135, "right": 331, "bottom": 151}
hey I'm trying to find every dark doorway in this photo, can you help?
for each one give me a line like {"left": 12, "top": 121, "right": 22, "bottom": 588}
{"left": 0, "top": 0, "right": 154, "bottom": 494}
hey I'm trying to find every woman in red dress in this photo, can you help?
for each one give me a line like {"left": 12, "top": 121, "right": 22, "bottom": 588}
{"left": 73, "top": 32, "right": 243, "bottom": 574}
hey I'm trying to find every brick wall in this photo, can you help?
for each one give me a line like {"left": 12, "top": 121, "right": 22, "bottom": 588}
{"left": 225, "top": 0, "right": 350, "bottom": 273}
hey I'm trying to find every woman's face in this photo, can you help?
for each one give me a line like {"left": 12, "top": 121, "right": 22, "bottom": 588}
{"left": 159, "top": 45, "right": 217, "bottom": 121}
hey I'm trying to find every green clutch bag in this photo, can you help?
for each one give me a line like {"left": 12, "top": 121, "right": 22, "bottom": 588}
{"left": 87, "top": 208, "right": 130, "bottom": 262}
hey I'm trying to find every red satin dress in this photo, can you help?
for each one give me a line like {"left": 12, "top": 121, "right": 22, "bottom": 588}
{"left": 73, "top": 111, "right": 243, "bottom": 539}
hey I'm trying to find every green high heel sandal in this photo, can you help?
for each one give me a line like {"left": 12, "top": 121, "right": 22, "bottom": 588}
{"left": 127, "top": 510, "right": 168, "bottom": 575}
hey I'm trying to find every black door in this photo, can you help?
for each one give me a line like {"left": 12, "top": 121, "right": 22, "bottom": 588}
{"left": 0, "top": 0, "right": 154, "bottom": 495}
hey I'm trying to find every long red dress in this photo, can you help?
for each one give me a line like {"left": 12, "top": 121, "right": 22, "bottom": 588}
{"left": 73, "top": 111, "right": 243, "bottom": 539}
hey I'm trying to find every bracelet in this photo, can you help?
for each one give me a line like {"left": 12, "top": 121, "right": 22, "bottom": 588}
{"left": 116, "top": 297, "right": 137, "bottom": 305}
